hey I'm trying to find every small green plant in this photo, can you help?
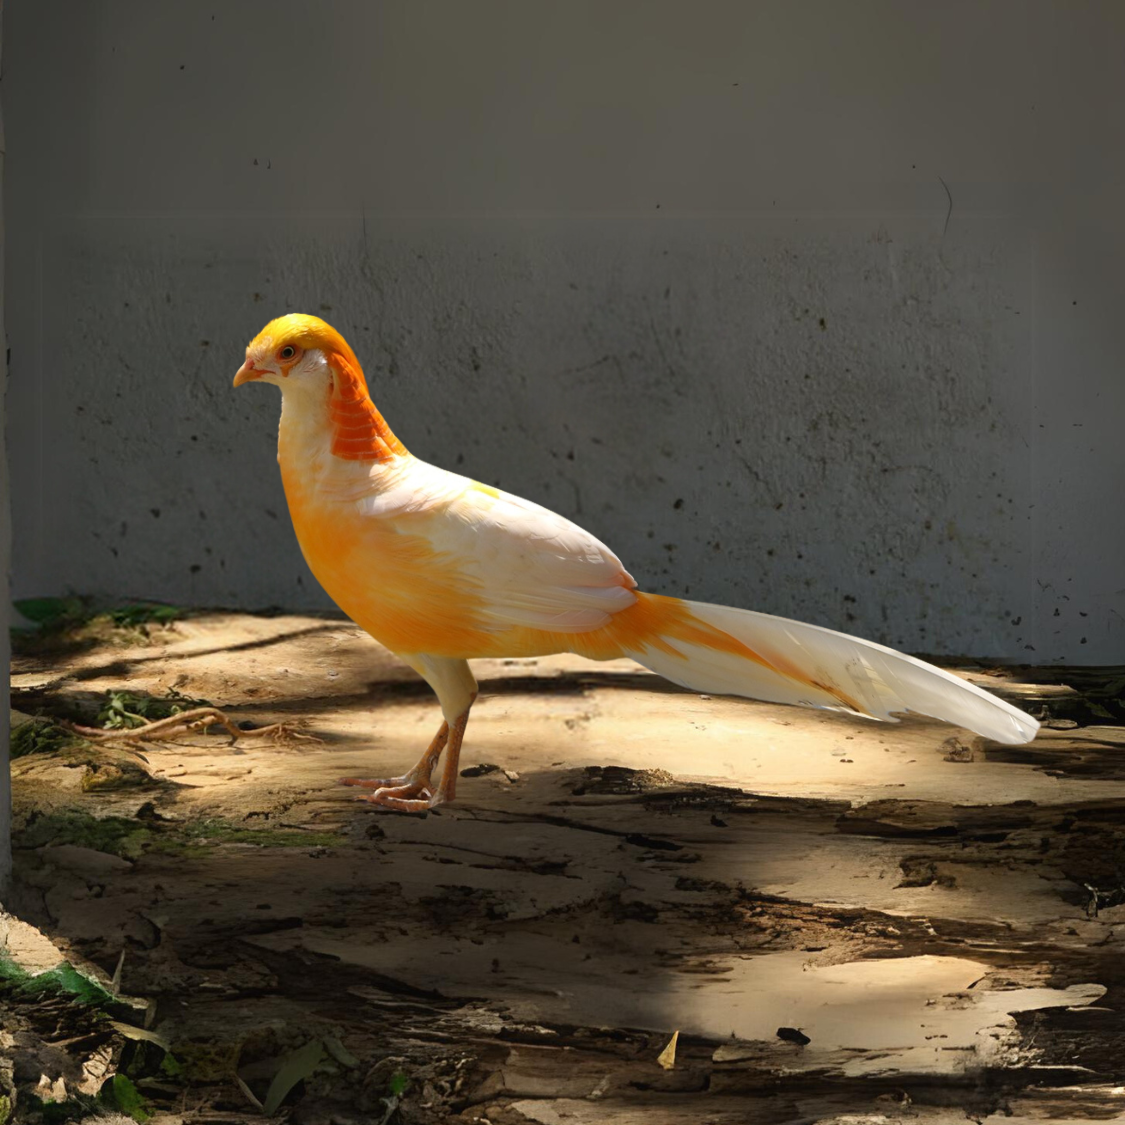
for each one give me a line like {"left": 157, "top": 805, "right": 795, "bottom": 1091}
{"left": 12, "top": 597, "right": 182, "bottom": 640}
{"left": 0, "top": 953, "right": 117, "bottom": 1008}
{"left": 10, "top": 719, "right": 76, "bottom": 759}
{"left": 96, "top": 689, "right": 211, "bottom": 731}
{"left": 106, "top": 604, "right": 182, "bottom": 628}
{"left": 101, "top": 1074, "right": 152, "bottom": 1123}
{"left": 158, "top": 1053, "right": 184, "bottom": 1078}
{"left": 12, "top": 596, "right": 89, "bottom": 630}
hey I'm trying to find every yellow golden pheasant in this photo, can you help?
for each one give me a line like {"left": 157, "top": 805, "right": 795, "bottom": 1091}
{"left": 234, "top": 314, "right": 1038, "bottom": 812}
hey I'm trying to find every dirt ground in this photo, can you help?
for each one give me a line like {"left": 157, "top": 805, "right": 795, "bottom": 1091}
{"left": 5, "top": 610, "right": 1125, "bottom": 1123}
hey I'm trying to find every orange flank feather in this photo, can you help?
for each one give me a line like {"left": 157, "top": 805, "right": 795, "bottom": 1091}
{"left": 280, "top": 481, "right": 493, "bottom": 658}
{"left": 234, "top": 314, "right": 1039, "bottom": 812}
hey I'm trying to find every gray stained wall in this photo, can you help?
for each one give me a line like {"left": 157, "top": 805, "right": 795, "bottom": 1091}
{"left": 5, "top": 1, "right": 1124, "bottom": 664}
{"left": 1, "top": 0, "right": 10, "bottom": 899}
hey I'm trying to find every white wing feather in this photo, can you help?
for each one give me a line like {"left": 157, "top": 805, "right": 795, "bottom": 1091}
{"left": 329, "top": 456, "right": 636, "bottom": 633}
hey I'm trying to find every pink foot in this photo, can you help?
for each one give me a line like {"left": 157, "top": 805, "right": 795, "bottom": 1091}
{"left": 340, "top": 774, "right": 443, "bottom": 811}
{"left": 359, "top": 781, "right": 449, "bottom": 813}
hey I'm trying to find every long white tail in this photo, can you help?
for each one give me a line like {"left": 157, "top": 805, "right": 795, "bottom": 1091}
{"left": 619, "top": 595, "right": 1038, "bottom": 745}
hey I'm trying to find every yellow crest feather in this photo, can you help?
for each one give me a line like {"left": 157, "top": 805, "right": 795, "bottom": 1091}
{"left": 250, "top": 313, "right": 364, "bottom": 378}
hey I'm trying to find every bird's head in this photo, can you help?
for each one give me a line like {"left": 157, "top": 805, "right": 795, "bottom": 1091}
{"left": 234, "top": 313, "right": 406, "bottom": 462}
{"left": 233, "top": 313, "right": 365, "bottom": 396}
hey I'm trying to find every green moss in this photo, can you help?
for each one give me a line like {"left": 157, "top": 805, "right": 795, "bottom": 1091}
{"left": 0, "top": 1093, "right": 11, "bottom": 1125}
{"left": 79, "top": 760, "right": 153, "bottom": 792}
{"left": 176, "top": 819, "right": 345, "bottom": 850}
{"left": 171, "top": 1037, "right": 242, "bottom": 1082}
{"left": 15, "top": 812, "right": 154, "bottom": 859}
{"left": 14, "top": 810, "right": 344, "bottom": 861}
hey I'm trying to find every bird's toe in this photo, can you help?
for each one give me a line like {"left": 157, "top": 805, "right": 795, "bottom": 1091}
{"left": 340, "top": 775, "right": 405, "bottom": 789}
{"left": 360, "top": 786, "right": 439, "bottom": 813}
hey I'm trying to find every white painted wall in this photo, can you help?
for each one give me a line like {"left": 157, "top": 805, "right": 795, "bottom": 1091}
{"left": 5, "top": 1, "right": 1124, "bottom": 663}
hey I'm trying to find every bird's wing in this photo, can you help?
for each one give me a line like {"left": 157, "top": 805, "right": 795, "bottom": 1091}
{"left": 328, "top": 457, "right": 638, "bottom": 634}
{"left": 446, "top": 485, "right": 639, "bottom": 632}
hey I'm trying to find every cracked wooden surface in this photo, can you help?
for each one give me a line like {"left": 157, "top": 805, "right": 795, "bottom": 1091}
{"left": 6, "top": 612, "right": 1125, "bottom": 1122}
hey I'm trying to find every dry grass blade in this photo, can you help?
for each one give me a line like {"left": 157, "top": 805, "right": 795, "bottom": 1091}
{"left": 234, "top": 1073, "right": 264, "bottom": 1111}
{"left": 111, "top": 949, "right": 125, "bottom": 992}
{"left": 108, "top": 1020, "right": 171, "bottom": 1050}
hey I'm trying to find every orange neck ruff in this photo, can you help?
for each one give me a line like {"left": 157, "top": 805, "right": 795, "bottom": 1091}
{"left": 327, "top": 351, "right": 407, "bottom": 462}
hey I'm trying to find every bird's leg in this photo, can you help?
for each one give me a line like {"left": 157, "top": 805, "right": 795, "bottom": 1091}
{"left": 362, "top": 694, "right": 476, "bottom": 813}
{"left": 427, "top": 692, "right": 476, "bottom": 807}
{"left": 340, "top": 719, "right": 448, "bottom": 796}
{"left": 355, "top": 655, "right": 478, "bottom": 813}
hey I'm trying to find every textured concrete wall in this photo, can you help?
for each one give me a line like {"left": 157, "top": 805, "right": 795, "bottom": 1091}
{"left": 6, "top": 1, "right": 1124, "bottom": 663}
{"left": 1, "top": 0, "right": 11, "bottom": 901}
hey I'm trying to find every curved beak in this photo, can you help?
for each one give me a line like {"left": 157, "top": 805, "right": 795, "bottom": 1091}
{"left": 233, "top": 359, "right": 261, "bottom": 387}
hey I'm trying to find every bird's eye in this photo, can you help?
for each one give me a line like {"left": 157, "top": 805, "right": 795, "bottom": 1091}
{"left": 279, "top": 345, "right": 297, "bottom": 361}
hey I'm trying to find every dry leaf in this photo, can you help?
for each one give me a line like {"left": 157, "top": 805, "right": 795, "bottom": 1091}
{"left": 323, "top": 1034, "right": 360, "bottom": 1069}
{"left": 108, "top": 1020, "right": 171, "bottom": 1049}
{"left": 656, "top": 1030, "right": 679, "bottom": 1069}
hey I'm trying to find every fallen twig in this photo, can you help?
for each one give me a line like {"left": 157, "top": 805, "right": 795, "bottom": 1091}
{"left": 65, "top": 707, "right": 320, "bottom": 747}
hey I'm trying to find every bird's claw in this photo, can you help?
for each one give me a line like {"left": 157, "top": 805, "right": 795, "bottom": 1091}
{"left": 364, "top": 791, "right": 440, "bottom": 813}
{"left": 357, "top": 782, "right": 444, "bottom": 812}
{"left": 342, "top": 775, "right": 443, "bottom": 811}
